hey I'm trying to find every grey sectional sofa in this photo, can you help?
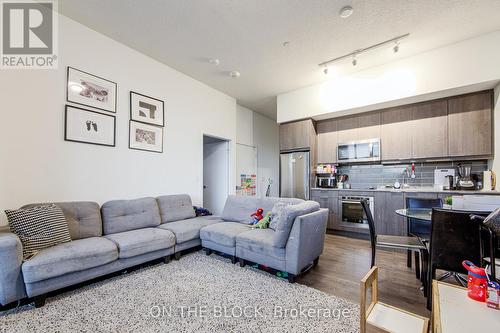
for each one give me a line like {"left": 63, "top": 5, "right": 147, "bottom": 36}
{"left": 201, "top": 195, "right": 328, "bottom": 282}
{"left": 0, "top": 194, "right": 327, "bottom": 309}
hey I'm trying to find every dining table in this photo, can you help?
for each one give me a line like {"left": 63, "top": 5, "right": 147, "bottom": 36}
{"left": 395, "top": 208, "right": 432, "bottom": 222}
{"left": 432, "top": 280, "right": 500, "bottom": 332}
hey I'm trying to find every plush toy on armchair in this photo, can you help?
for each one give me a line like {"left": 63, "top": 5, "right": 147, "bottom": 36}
{"left": 250, "top": 208, "right": 264, "bottom": 225}
{"left": 254, "top": 212, "right": 272, "bottom": 229}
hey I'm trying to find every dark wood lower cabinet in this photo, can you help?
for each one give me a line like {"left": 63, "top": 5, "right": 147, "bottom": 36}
{"left": 374, "top": 192, "right": 406, "bottom": 236}
{"left": 311, "top": 190, "right": 339, "bottom": 230}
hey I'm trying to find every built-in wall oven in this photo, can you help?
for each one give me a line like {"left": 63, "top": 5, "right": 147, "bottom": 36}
{"left": 340, "top": 196, "right": 374, "bottom": 229}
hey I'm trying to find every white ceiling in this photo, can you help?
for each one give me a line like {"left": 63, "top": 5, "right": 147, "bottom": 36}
{"left": 58, "top": 0, "right": 500, "bottom": 120}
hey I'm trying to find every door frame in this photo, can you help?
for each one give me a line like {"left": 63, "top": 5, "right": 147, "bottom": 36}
{"left": 202, "top": 133, "right": 231, "bottom": 212}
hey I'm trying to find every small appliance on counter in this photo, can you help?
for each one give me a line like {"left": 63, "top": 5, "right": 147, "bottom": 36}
{"left": 434, "top": 168, "right": 455, "bottom": 190}
{"left": 316, "top": 164, "right": 338, "bottom": 188}
{"left": 457, "top": 163, "right": 475, "bottom": 190}
{"left": 316, "top": 173, "right": 337, "bottom": 188}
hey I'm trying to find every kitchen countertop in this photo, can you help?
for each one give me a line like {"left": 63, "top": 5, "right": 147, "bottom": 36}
{"left": 311, "top": 187, "right": 500, "bottom": 195}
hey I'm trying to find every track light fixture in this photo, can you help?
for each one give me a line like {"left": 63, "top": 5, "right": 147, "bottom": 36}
{"left": 393, "top": 42, "right": 399, "bottom": 53}
{"left": 318, "top": 33, "right": 409, "bottom": 69}
{"left": 323, "top": 67, "right": 329, "bottom": 75}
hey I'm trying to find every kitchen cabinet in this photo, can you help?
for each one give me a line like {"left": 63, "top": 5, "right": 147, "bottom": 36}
{"left": 357, "top": 112, "right": 381, "bottom": 141}
{"left": 376, "top": 192, "right": 406, "bottom": 236}
{"left": 317, "top": 119, "right": 337, "bottom": 163}
{"left": 411, "top": 100, "right": 448, "bottom": 159}
{"left": 380, "top": 105, "right": 413, "bottom": 161}
{"left": 337, "top": 116, "right": 358, "bottom": 143}
{"left": 311, "top": 190, "right": 339, "bottom": 230}
{"left": 314, "top": 90, "right": 492, "bottom": 163}
{"left": 337, "top": 112, "right": 381, "bottom": 144}
{"left": 448, "top": 91, "right": 492, "bottom": 157}
{"left": 279, "top": 119, "right": 316, "bottom": 151}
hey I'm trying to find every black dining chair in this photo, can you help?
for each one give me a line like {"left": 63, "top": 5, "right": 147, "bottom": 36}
{"left": 426, "top": 208, "right": 487, "bottom": 309}
{"left": 360, "top": 199, "right": 429, "bottom": 294}
{"left": 471, "top": 207, "right": 500, "bottom": 282}
{"left": 405, "top": 197, "right": 442, "bottom": 279}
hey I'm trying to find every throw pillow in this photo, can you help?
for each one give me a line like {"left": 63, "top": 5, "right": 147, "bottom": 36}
{"left": 269, "top": 202, "right": 290, "bottom": 231}
{"left": 271, "top": 201, "right": 320, "bottom": 248}
{"left": 5, "top": 204, "right": 72, "bottom": 260}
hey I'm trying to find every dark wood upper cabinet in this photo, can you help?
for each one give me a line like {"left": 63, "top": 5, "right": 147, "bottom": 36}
{"left": 317, "top": 119, "right": 337, "bottom": 163}
{"left": 279, "top": 119, "right": 316, "bottom": 151}
{"left": 448, "top": 91, "right": 493, "bottom": 157}
{"left": 380, "top": 105, "right": 413, "bottom": 161}
{"left": 411, "top": 100, "right": 448, "bottom": 159}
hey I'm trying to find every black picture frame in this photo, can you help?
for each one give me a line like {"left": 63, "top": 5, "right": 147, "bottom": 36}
{"left": 64, "top": 105, "right": 116, "bottom": 147}
{"left": 129, "top": 91, "right": 165, "bottom": 127}
{"left": 128, "top": 120, "right": 164, "bottom": 153}
{"left": 66, "top": 66, "right": 118, "bottom": 113}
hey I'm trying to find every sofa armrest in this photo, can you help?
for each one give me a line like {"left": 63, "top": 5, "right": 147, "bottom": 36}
{"left": 285, "top": 208, "right": 328, "bottom": 275}
{"left": 0, "top": 232, "right": 26, "bottom": 305}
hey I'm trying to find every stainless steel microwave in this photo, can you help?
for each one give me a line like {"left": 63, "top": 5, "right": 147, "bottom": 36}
{"left": 337, "top": 138, "right": 381, "bottom": 164}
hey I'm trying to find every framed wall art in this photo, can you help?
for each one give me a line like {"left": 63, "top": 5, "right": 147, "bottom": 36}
{"left": 129, "top": 121, "right": 163, "bottom": 153}
{"left": 65, "top": 105, "right": 116, "bottom": 147}
{"left": 67, "top": 67, "right": 117, "bottom": 113}
{"left": 130, "top": 91, "right": 164, "bottom": 126}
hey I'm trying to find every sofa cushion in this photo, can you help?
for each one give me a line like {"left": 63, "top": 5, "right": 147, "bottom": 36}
{"left": 22, "top": 237, "right": 118, "bottom": 283}
{"left": 200, "top": 222, "right": 250, "bottom": 247}
{"left": 236, "top": 229, "right": 285, "bottom": 260}
{"left": 6, "top": 204, "right": 72, "bottom": 259}
{"left": 272, "top": 201, "right": 320, "bottom": 248}
{"left": 22, "top": 202, "right": 102, "bottom": 240}
{"left": 221, "top": 195, "right": 304, "bottom": 224}
{"left": 156, "top": 194, "right": 196, "bottom": 223}
{"left": 105, "top": 228, "right": 175, "bottom": 259}
{"left": 269, "top": 202, "right": 291, "bottom": 231}
{"left": 101, "top": 197, "right": 161, "bottom": 235}
{"left": 158, "top": 216, "right": 222, "bottom": 244}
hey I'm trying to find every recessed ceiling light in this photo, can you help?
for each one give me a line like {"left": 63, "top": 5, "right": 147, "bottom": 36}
{"left": 209, "top": 58, "right": 220, "bottom": 65}
{"left": 229, "top": 71, "right": 240, "bottom": 78}
{"left": 339, "top": 6, "right": 354, "bottom": 18}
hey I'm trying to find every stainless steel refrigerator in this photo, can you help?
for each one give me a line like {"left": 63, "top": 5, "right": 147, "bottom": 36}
{"left": 280, "top": 151, "right": 310, "bottom": 200}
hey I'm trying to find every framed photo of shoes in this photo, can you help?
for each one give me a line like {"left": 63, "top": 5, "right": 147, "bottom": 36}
{"left": 67, "top": 67, "right": 117, "bottom": 113}
{"left": 130, "top": 91, "right": 164, "bottom": 126}
{"left": 65, "top": 105, "right": 116, "bottom": 147}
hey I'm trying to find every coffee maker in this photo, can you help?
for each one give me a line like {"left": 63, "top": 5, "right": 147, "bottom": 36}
{"left": 457, "top": 164, "right": 475, "bottom": 190}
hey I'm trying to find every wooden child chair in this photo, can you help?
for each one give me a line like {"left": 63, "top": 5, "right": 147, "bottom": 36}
{"left": 360, "top": 266, "right": 429, "bottom": 333}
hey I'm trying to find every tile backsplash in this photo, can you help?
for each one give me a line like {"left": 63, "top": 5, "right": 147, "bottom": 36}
{"left": 335, "top": 160, "right": 489, "bottom": 189}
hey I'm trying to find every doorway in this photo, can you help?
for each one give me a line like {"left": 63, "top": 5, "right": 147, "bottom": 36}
{"left": 203, "top": 135, "right": 230, "bottom": 215}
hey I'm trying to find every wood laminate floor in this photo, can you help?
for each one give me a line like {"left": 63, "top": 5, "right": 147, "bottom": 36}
{"left": 298, "top": 234, "right": 430, "bottom": 317}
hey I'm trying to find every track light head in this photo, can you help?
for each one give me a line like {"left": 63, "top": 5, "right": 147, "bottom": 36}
{"left": 393, "top": 43, "right": 399, "bottom": 53}
{"left": 352, "top": 57, "right": 357, "bottom": 66}
{"left": 323, "top": 67, "right": 329, "bottom": 75}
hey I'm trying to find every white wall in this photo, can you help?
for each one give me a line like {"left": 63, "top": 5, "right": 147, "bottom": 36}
{"left": 277, "top": 30, "right": 500, "bottom": 123}
{"left": 236, "top": 105, "right": 279, "bottom": 197}
{"left": 0, "top": 15, "right": 237, "bottom": 226}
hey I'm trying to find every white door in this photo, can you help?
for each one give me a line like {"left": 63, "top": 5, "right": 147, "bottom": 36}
{"left": 203, "top": 136, "right": 229, "bottom": 215}
{"left": 236, "top": 143, "right": 258, "bottom": 196}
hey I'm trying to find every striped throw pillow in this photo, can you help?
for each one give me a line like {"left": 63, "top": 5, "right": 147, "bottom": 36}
{"left": 5, "top": 204, "right": 72, "bottom": 260}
